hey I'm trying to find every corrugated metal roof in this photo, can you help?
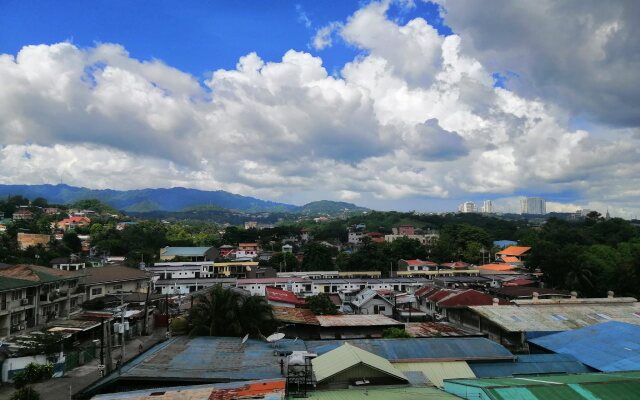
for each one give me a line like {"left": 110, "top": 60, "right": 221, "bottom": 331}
{"left": 312, "top": 343, "right": 407, "bottom": 384}
{"left": 305, "top": 337, "right": 514, "bottom": 362}
{"left": 351, "top": 288, "right": 393, "bottom": 308}
{"left": 119, "top": 336, "right": 305, "bottom": 381}
{"left": 394, "top": 361, "right": 475, "bottom": 388}
{"left": 528, "top": 321, "right": 640, "bottom": 372}
{"left": 449, "top": 373, "right": 640, "bottom": 400}
{"left": 91, "top": 379, "right": 286, "bottom": 399}
{"left": 469, "top": 354, "right": 592, "bottom": 378}
{"left": 161, "top": 247, "right": 214, "bottom": 256}
{"left": 304, "top": 387, "right": 460, "bottom": 400}
{"left": 470, "top": 302, "right": 640, "bottom": 332}
{"left": 272, "top": 306, "right": 319, "bottom": 325}
{"left": 404, "top": 322, "right": 480, "bottom": 338}
{"left": 315, "top": 314, "right": 402, "bottom": 327}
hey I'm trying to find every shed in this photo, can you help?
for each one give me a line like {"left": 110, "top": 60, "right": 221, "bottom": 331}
{"left": 311, "top": 343, "right": 408, "bottom": 388}
{"left": 528, "top": 321, "right": 640, "bottom": 372}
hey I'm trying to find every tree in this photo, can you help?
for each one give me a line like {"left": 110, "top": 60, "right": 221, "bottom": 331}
{"left": 188, "top": 285, "right": 274, "bottom": 337}
{"left": 62, "top": 232, "right": 82, "bottom": 253}
{"left": 306, "top": 294, "right": 337, "bottom": 315}
{"left": 267, "top": 252, "right": 299, "bottom": 272}
{"left": 301, "top": 242, "right": 334, "bottom": 271}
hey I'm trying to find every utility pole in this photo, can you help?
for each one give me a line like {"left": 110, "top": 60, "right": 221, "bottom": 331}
{"left": 119, "top": 294, "right": 126, "bottom": 374}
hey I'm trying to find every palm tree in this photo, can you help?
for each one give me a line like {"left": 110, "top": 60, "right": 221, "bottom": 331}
{"left": 188, "top": 285, "right": 274, "bottom": 337}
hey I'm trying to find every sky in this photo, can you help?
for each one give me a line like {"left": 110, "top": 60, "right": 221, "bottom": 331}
{"left": 1, "top": 0, "right": 639, "bottom": 217}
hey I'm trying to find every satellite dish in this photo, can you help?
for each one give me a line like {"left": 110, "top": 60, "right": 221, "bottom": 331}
{"left": 266, "top": 333, "right": 285, "bottom": 343}
{"left": 241, "top": 334, "right": 249, "bottom": 344}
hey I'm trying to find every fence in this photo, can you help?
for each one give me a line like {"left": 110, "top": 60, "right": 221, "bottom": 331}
{"left": 64, "top": 341, "right": 97, "bottom": 371}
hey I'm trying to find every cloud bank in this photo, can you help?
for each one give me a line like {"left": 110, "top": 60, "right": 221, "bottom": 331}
{"left": 1, "top": 1, "right": 639, "bottom": 216}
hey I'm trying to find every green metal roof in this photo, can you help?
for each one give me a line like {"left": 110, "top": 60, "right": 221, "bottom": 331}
{"left": 445, "top": 371, "right": 640, "bottom": 400}
{"left": 312, "top": 343, "right": 407, "bottom": 384}
{"left": 303, "top": 387, "right": 459, "bottom": 400}
{"left": 0, "top": 276, "right": 40, "bottom": 291}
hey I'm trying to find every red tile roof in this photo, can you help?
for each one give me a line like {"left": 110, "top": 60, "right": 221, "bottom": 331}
{"left": 496, "top": 246, "right": 531, "bottom": 256}
{"left": 501, "top": 256, "right": 521, "bottom": 263}
{"left": 427, "top": 289, "right": 458, "bottom": 302}
{"left": 437, "top": 289, "right": 510, "bottom": 307}
{"left": 478, "top": 263, "right": 517, "bottom": 271}
{"left": 265, "top": 286, "right": 306, "bottom": 305}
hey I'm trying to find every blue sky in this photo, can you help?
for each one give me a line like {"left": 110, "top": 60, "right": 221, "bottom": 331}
{"left": 0, "top": 1, "right": 638, "bottom": 216}
{"left": 0, "top": 0, "right": 450, "bottom": 80}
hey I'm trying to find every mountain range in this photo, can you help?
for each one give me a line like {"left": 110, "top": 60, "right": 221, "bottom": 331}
{"left": 0, "top": 184, "right": 368, "bottom": 214}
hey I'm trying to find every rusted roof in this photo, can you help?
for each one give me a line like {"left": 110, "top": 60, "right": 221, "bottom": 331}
{"left": 83, "top": 265, "right": 148, "bottom": 285}
{"left": 496, "top": 246, "right": 531, "bottom": 256}
{"left": 315, "top": 314, "right": 402, "bottom": 327}
{"left": 405, "top": 322, "right": 481, "bottom": 338}
{"left": 405, "top": 259, "right": 438, "bottom": 266}
{"left": 440, "top": 261, "right": 472, "bottom": 269}
{"left": 502, "top": 278, "right": 536, "bottom": 286}
{"left": 0, "top": 263, "right": 77, "bottom": 284}
{"left": 265, "top": 286, "right": 305, "bottom": 305}
{"left": 272, "top": 306, "right": 319, "bottom": 325}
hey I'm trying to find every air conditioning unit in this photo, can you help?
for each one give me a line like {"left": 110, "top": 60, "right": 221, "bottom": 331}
{"left": 20, "top": 298, "right": 29, "bottom": 306}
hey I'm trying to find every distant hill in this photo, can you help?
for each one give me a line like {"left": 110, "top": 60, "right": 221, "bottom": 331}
{"left": 0, "top": 184, "right": 368, "bottom": 214}
{"left": 298, "top": 200, "right": 368, "bottom": 215}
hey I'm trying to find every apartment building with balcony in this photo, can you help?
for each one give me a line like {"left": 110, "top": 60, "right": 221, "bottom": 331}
{"left": 0, "top": 264, "right": 83, "bottom": 339}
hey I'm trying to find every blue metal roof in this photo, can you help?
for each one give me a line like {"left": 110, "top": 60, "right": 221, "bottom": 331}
{"left": 304, "top": 337, "right": 514, "bottom": 362}
{"left": 470, "top": 354, "right": 592, "bottom": 378}
{"left": 529, "top": 321, "right": 640, "bottom": 372}
{"left": 162, "top": 246, "right": 214, "bottom": 256}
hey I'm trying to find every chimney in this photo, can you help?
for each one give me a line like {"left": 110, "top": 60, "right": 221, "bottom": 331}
{"left": 492, "top": 298, "right": 499, "bottom": 306}
{"left": 570, "top": 291, "right": 577, "bottom": 299}
{"left": 532, "top": 292, "right": 539, "bottom": 302}
{"left": 607, "top": 290, "right": 614, "bottom": 299}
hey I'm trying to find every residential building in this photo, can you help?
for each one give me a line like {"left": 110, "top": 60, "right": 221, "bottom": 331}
{"left": 458, "top": 201, "right": 476, "bottom": 213}
{"left": 520, "top": 197, "right": 546, "bottom": 215}
{"left": 236, "top": 243, "right": 259, "bottom": 260}
{"left": 350, "top": 288, "right": 394, "bottom": 316}
{"left": 397, "top": 259, "right": 439, "bottom": 273}
{"left": 115, "top": 221, "right": 137, "bottom": 231}
{"left": 82, "top": 265, "right": 150, "bottom": 300}
{"left": 347, "top": 230, "right": 365, "bottom": 245}
{"left": 495, "top": 245, "right": 531, "bottom": 265}
{"left": 50, "top": 256, "right": 86, "bottom": 271}
{"left": 394, "top": 225, "right": 415, "bottom": 235}
{"left": 17, "top": 233, "right": 51, "bottom": 250}
{"left": 12, "top": 210, "right": 33, "bottom": 221}
{"left": 384, "top": 233, "right": 439, "bottom": 246}
{"left": 282, "top": 244, "right": 293, "bottom": 253}
{"left": 55, "top": 216, "right": 91, "bottom": 231}
{"left": 0, "top": 264, "right": 82, "bottom": 339}
{"left": 481, "top": 200, "right": 494, "bottom": 213}
{"left": 244, "top": 221, "right": 258, "bottom": 229}
{"left": 159, "top": 246, "right": 218, "bottom": 262}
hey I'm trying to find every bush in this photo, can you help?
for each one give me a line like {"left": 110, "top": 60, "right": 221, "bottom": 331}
{"left": 382, "top": 327, "right": 411, "bottom": 338}
{"left": 12, "top": 363, "right": 53, "bottom": 389}
{"left": 170, "top": 317, "right": 188, "bottom": 335}
{"left": 11, "top": 386, "right": 40, "bottom": 400}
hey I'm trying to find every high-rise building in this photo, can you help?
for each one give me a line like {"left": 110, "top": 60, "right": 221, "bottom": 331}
{"left": 458, "top": 201, "right": 476, "bottom": 213}
{"left": 520, "top": 197, "right": 546, "bottom": 215}
{"left": 481, "top": 200, "right": 494, "bottom": 213}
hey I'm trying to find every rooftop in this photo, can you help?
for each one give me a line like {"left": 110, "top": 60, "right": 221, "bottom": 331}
{"left": 161, "top": 247, "right": 215, "bottom": 257}
{"left": 0, "top": 264, "right": 78, "bottom": 291}
{"left": 404, "top": 322, "right": 482, "bottom": 338}
{"left": 495, "top": 246, "right": 531, "bottom": 256}
{"left": 304, "top": 387, "right": 459, "bottom": 400}
{"left": 83, "top": 265, "right": 148, "bottom": 285}
{"left": 305, "top": 337, "right": 514, "bottom": 362}
{"left": 469, "top": 353, "right": 591, "bottom": 378}
{"left": 91, "top": 379, "right": 286, "bottom": 400}
{"left": 315, "top": 314, "right": 402, "bottom": 327}
{"left": 272, "top": 306, "right": 319, "bottom": 325}
{"left": 265, "top": 286, "right": 305, "bottom": 305}
{"left": 529, "top": 321, "right": 640, "bottom": 372}
{"left": 312, "top": 342, "right": 407, "bottom": 384}
{"left": 469, "top": 301, "right": 640, "bottom": 332}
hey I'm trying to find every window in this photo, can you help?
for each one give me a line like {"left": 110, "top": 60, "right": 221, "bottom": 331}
{"left": 12, "top": 290, "right": 22, "bottom": 301}
{"left": 588, "top": 313, "right": 611, "bottom": 321}
{"left": 113, "top": 284, "right": 123, "bottom": 290}
{"left": 91, "top": 288, "right": 103, "bottom": 296}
